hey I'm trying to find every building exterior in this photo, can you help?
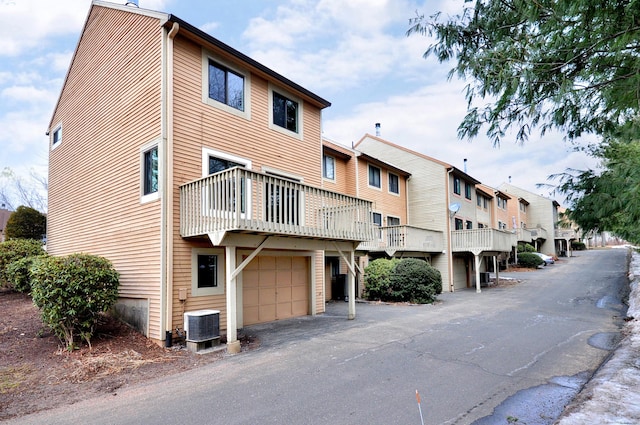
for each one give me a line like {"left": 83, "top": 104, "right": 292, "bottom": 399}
{"left": 355, "top": 134, "right": 513, "bottom": 293}
{"left": 47, "top": 1, "right": 372, "bottom": 350}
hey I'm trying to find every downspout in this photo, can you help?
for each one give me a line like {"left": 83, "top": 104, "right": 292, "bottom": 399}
{"left": 446, "top": 168, "right": 454, "bottom": 292}
{"left": 162, "top": 22, "right": 179, "bottom": 344}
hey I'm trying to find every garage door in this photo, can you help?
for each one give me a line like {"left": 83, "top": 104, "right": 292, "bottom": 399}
{"left": 243, "top": 255, "right": 309, "bottom": 326}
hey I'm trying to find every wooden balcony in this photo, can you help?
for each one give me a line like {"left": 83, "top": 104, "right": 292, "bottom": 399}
{"left": 451, "top": 228, "right": 515, "bottom": 254}
{"left": 530, "top": 227, "right": 548, "bottom": 240}
{"left": 180, "top": 167, "right": 374, "bottom": 242}
{"left": 555, "top": 228, "right": 577, "bottom": 239}
{"left": 516, "top": 228, "right": 533, "bottom": 243}
{"left": 358, "top": 225, "right": 444, "bottom": 255}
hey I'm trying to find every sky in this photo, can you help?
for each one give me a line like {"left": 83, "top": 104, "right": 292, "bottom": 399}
{"left": 0, "top": 0, "right": 601, "bottom": 209}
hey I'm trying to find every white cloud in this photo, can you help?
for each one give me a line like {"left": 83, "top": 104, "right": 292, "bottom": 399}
{"left": 199, "top": 21, "right": 220, "bottom": 35}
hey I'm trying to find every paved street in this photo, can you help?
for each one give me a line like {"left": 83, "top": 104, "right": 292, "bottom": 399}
{"left": 8, "top": 249, "right": 628, "bottom": 425}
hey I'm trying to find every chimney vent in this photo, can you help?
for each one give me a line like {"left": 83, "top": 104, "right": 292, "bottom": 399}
{"left": 375, "top": 123, "right": 381, "bottom": 137}
{"left": 463, "top": 158, "right": 467, "bottom": 174}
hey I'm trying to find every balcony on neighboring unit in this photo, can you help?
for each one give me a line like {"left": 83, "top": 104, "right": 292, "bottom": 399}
{"left": 555, "top": 228, "right": 577, "bottom": 239}
{"left": 180, "top": 167, "right": 374, "bottom": 243}
{"left": 516, "top": 228, "right": 533, "bottom": 243}
{"left": 529, "top": 227, "right": 548, "bottom": 240}
{"left": 358, "top": 225, "right": 445, "bottom": 255}
{"left": 451, "top": 228, "right": 515, "bottom": 253}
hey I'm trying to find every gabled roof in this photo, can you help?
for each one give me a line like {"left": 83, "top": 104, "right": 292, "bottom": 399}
{"left": 357, "top": 152, "right": 411, "bottom": 178}
{"left": 49, "top": 0, "right": 330, "bottom": 128}
{"left": 322, "top": 139, "right": 353, "bottom": 161}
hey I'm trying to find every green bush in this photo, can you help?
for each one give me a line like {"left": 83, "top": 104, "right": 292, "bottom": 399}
{"left": 389, "top": 258, "right": 441, "bottom": 304}
{"left": 5, "top": 206, "right": 47, "bottom": 241}
{"left": 571, "top": 241, "right": 586, "bottom": 251}
{"left": 30, "top": 254, "right": 119, "bottom": 350}
{"left": 5, "top": 255, "right": 47, "bottom": 293}
{"left": 517, "top": 252, "right": 544, "bottom": 268}
{"left": 517, "top": 243, "right": 535, "bottom": 253}
{"left": 364, "top": 258, "right": 442, "bottom": 304}
{"left": 0, "top": 239, "right": 46, "bottom": 288}
{"left": 363, "top": 258, "right": 399, "bottom": 300}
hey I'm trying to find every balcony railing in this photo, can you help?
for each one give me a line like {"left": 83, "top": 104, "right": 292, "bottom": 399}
{"left": 358, "top": 225, "right": 444, "bottom": 254}
{"left": 516, "top": 228, "right": 533, "bottom": 243}
{"left": 180, "top": 167, "right": 374, "bottom": 242}
{"left": 451, "top": 228, "right": 515, "bottom": 253}
{"left": 529, "top": 227, "right": 548, "bottom": 240}
{"left": 555, "top": 228, "right": 577, "bottom": 239}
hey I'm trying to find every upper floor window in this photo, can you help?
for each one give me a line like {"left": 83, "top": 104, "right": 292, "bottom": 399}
{"left": 453, "top": 177, "right": 461, "bottom": 195}
{"left": 387, "top": 216, "right": 400, "bottom": 226}
{"left": 273, "top": 91, "right": 298, "bottom": 133}
{"left": 368, "top": 165, "right": 381, "bottom": 188}
{"left": 143, "top": 146, "right": 158, "bottom": 195}
{"left": 388, "top": 173, "right": 399, "bottom": 194}
{"left": 483, "top": 197, "right": 488, "bottom": 209}
{"left": 455, "top": 218, "right": 464, "bottom": 230}
{"left": 520, "top": 202, "right": 527, "bottom": 212}
{"left": 208, "top": 60, "right": 244, "bottom": 111}
{"left": 477, "top": 195, "right": 482, "bottom": 207}
{"left": 497, "top": 197, "right": 507, "bottom": 209}
{"left": 50, "top": 123, "right": 62, "bottom": 150}
{"left": 466, "top": 220, "right": 473, "bottom": 229}
{"left": 323, "top": 154, "right": 335, "bottom": 180}
{"left": 464, "top": 182, "right": 472, "bottom": 200}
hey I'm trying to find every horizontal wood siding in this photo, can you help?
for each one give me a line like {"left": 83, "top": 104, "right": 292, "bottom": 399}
{"left": 48, "top": 7, "right": 163, "bottom": 338}
{"left": 170, "top": 34, "right": 326, "bottom": 328}
{"left": 357, "top": 157, "right": 407, "bottom": 225}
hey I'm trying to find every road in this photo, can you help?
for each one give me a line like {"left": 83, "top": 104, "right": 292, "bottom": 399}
{"left": 8, "top": 249, "right": 628, "bottom": 425}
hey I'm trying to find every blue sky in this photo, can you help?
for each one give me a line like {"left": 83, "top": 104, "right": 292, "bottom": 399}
{"left": 0, "top": 0, "right": 599, "bottom": 209}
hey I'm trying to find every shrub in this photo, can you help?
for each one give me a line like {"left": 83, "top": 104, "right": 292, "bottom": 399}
{"left": 571, "top": 241, "right": 586, "bottom": 251}
{"left": 363, "top": 258, "right": 399, "bottom": 300}
{"left": 517, "top": 252, "right": 544, "bottom": 268}
{"left": 0, "top": 239, "right": 46, "bottom": 288}
{"left": 5, "top": 206, "right": 47, "bottom": 241}
{"left": 30, "top": 254, "right": 119, "bottom": 350}
{"left": 517, "top": 243, "right": 535, "bottom": 253}
{"left": 389, "top": 258, "right": 441, "bottom": 304}
{"left": 5, "top": 255, "right": 47, "bottom": 293}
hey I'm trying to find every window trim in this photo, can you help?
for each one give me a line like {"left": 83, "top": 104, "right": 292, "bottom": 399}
{"left": 386, "top": 215, "right": 401, "bottom": 226}
{"left": 191, "top": 248, "right": 225, "bottom": 297}
{"left": 323, "top": 154, "right": 335, "bottom": 181}
{"left": 202, "top": 49, "right": 251, "bottom": 120}
{"left": 368, "top": 164, "right": 382, "bottom": 189}
{"left": 268, "top": 84, "right": 303, "bottom": 140}
{"left": 388, "top": 172, "right": 399, "bottom": 195}
{"left": 140, "top": 139, "right": 160, "bottom": 204}
{"left": 50, "top": 122, "right": 62, "bottom": 150}
{"left": 201, "top": 147, "right": 252, "bottom": 218}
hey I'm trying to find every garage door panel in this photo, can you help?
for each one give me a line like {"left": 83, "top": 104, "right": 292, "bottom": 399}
{"left": 243, "top": 255, "right": 309, "bottom": 326}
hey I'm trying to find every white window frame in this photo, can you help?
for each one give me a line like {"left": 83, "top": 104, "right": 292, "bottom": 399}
{"left": 140, "top": 139, "right": 161, "bottom": 204}
{"left": 191, "top": 247, "right": 225, "bottom": 297}
{"left": 323, "top": 154, "right": 335, "bottom": 181}
{"left": 268, "top": 84, "right": 303, "bottom": 140}
{"left": 386, "top": 215, "right": 400, "bottom": 226}
{"left": 388, "top": 172, "right": 399, "bottom": 195}
{"left": 50, "top": 122, "right": 62, "bottom": 151}
{"left": 368, "top": 164, "right": 381, "bottom": 189}
{"left": 202, "top": 49, "right": 251, "bottom": 120}
{"left": 201, "top": 147, "right": 252, "bottom": 218}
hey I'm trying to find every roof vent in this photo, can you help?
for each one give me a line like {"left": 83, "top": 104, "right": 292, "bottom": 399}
{"left": 375, "top": 123, "right": 381, "bottom": 137}
{"left": 125, "top": 0, "right": 138, "bottom": 7}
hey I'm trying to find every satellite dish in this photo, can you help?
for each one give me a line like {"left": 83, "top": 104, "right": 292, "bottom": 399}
{"left": 448, "top": 203, "right": 461, "bottom": 213}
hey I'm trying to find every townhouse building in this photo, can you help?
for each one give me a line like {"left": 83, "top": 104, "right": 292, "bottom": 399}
{"left": 47, "top": 1, "right": 373, "bottom": 350}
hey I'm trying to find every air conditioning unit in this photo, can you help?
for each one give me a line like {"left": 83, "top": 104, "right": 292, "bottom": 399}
{"left": 184, "top": 310, "right": 220, "bottom": 342}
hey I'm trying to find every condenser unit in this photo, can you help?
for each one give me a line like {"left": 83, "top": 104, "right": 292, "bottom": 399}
{"left": 184, "top": 310, "right": 220, "bottom": 342}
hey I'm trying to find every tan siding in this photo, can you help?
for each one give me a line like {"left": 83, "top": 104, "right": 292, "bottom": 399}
{"left": 48, "top": 7, "right": 164, "bottom": 339}
{"left": 169, "top": 34, "right": 327, "bottom": 329}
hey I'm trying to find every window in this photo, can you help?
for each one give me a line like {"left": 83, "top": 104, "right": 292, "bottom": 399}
{"left": 201, "top": 148, "right": 252, "bottom": 216}
{"left": 387, "top": 216, "right": 400, "bottom": 226}
{"left": 483, "top": 197, "right": 488, "bottom": 209}
{"left": 191, "top": 248, "right": 225, "bottom": 296}
{"left": 520, "top": 202, "right": 527, "bottom": 212}
{"left": 466, "top": 220, "right": 473, "bottom": 229}
{"left": 388, "top": 173, "right": 399, "bottom": 194}
{"left": 478, "top": 223, "right": 485, "bottom": 228}
{"left": 368, "top": 165, "right": 381, "bottom": 188}
{"left": 372, "top": 212, "right": 382, "bottom": 227}
{"left": 477, "top": 195, "right": 482, "bottom": 207}
{"left": 143, "top": 146, "right": 158, "bottom": 196}
{"left": 323, "top": 155, "right": 335, "bottom": 180}
{"left": 465, "top": 182, "right": 472, "bottom": 200}
{"left": 453, "top": 177, "right": 461, "bottom": 195}
{"left": 208, "top": 60, "right": 244, "bottom": 111}
{"left": 455, "top": 218, "right": 464, "bottom": 230}
{"left": 497, "top": 197, "right": 507, "bottom": 209}
{"left": 272, "top": 91, "right": 298, "bottom": 133}
{"left": 50, "top": 123, "right": 62, "bottom": 150}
